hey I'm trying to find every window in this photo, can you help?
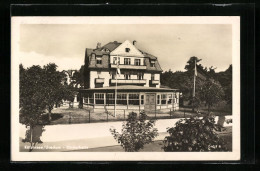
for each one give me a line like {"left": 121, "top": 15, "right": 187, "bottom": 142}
{"left": 95, "top": 93, "right": 104, "bottom": 104}
{"left": 151, "top": 74, "right": 155, "bottom": 80}
{"left": 96, "top": 57, "right": 102, "bottom": 64}
{"left": 112, "top": 73, "right": 116, "bottom": 79}
{"left": 161, "top": 94, "right": 167, "bottom": 105}
{"left": 168, "top": 94, "right": 173, "bottom": 104}
{"left": 141, "top": 95, "right": 144, "bottom": 105}
{"left": 150, "top": 60, "right": 155, "bottom": 67}
{"left": 134, "top": 59, "right": 141, "bottom": 66}
{"left": 124, "top": 74, "right": 131, "bottom": 80}
{"left": 157, "top": 95, "right": 160, "bottom": 105}
{"left": 125, "top": 48, "right": 130, "bottom": 52}
{"left": 117, "top": 93, "right": 127, "bottom": 105}
{"left": 106, "top": 93, "right": 114, "bottom": 105}
{"left": 129, "top": 94, "right": 139, "bottom": 105}
{"left": 124, "top": 58, "right": 131, "bottom": 65}
{"left": 137, "top": 72, "right": 143, "bottom": 80}
{"left": 86, "top": 93, "right": 94, "bottom": 104}
{"left": 113, "top": 57, "right": 120, "bottom": 65}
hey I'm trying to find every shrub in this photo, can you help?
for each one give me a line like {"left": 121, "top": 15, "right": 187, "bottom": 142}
{"left": 110, "top": 111, "right": 158, "bottom": 152}
{"left": 163, "top": 115, "right": 228, "bottom": 152}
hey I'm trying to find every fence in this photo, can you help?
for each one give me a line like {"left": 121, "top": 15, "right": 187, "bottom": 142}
{"left": 47, "top": 104, "right": 201, "bottom": 125}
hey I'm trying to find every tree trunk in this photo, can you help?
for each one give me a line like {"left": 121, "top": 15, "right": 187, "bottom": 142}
{"left": 29, "top": 126, "right": 33, "bottom": 152}
{"left": 48, "top": 106, "right": 52, "bottom": 121}
{"left": 192, "top": 98, "right": 195, "bottom": 112}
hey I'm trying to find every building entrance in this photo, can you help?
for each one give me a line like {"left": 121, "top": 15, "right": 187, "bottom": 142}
{"left": 145, "top": 93, "right": 156, "bottom": 111}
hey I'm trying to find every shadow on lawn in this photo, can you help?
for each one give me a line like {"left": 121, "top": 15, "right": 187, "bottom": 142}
{"left": 40, "top": 113, "right": 63, "bottom": 124}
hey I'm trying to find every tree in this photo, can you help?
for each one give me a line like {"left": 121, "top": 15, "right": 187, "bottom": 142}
{"left": 19, "top": 64, "right": 47, "bottom": 151}
{"left": 214, "top": 65, "right": 232, "bottom": 106}
{"left": 199, "top": 79, "right": 225, "bottom": 113}
{"left": 163, "top": 116, "right": 229, "bottom": 152}
{"left": 63, "top": 85, "right": 77, "bottom": 108}
{"left": 110, "top": 111, "right": 158, "bottom": 152}
{"left": 41, "top": 63, "right": 67, "bottom": 120}
{"left": 70, "top": 65, "right": 85, "bottom": 88}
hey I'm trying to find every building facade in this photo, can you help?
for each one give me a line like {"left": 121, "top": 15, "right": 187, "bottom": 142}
{"left": 79, "top": 40, "right": 179, "bottom": 111}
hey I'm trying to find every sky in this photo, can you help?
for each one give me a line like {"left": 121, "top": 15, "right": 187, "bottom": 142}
{"left": 19, "top": 24, "right": 232, "bottom": 72}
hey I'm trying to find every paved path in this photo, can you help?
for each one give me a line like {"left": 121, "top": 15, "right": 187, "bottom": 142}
{"left": 19, "top": 116, "right": 232, "bottom": 152}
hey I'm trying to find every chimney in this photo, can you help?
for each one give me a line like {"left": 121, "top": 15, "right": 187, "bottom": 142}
{"left": 133, "top": 40, "right": 137, "bottom": 46}
{"left": 96, "top": 42, "right": 101, "bottom": 49}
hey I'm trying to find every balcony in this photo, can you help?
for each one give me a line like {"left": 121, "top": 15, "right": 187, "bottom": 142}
{"left": 110, "top": 64, "right": 146, "bottom": 70}
{"left": 150, "top": 80, "right": 160, "bottom": 85}
{"left": 95, "top": 78, "right": 105, "bottom": 84}
{"left": 110, "top": 79, "right": 146, "bottom": 85}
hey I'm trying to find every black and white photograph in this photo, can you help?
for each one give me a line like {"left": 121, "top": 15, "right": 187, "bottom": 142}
{"left": 11, "top": 16, "right": 240, "bottom": 161}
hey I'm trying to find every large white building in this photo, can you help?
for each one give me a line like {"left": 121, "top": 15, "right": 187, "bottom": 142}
{"left": 79, "top": 40, "right": 179, "bottom": 111}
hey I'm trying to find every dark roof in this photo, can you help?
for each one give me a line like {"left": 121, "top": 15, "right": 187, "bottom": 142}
{"left": 85, "top": 41, "right": 163, "bottom": 72}
{"left": 139, "top": 49, "right": 157, "bottom": 60}
{"left": 99, "top": 41, "right": 122, "bottom": 51}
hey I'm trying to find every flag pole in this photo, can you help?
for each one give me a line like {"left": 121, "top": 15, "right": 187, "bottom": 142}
{"left": 114, "top": 55, "right": 118, "bottom": 117}
{"left": 193, "top": 59, "right": 197, "bottom": 98}
{"left": 192, "top": 59, "right": 197, "bottom": 112}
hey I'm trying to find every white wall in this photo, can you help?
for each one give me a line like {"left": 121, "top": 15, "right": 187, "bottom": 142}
{"left": 110, "top": 56, "right": 144, "bottom": 66}
{"left": 155, "top": 74, "right": 160, "bottom": 88}
{"left": 90, "top": 71, "right": 110, "bottom": 88}
{"left": 110, "top": 40, "right": 144, "bottom": 57}
{"left": 143, "top": 73, "right": 151, "bottom": 87}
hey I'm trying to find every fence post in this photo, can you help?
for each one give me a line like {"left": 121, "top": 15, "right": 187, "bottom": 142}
{"left": 89, "top": 110, "right": 90, "bottom": 123}
{"left": 184, "top": 108, "right": 186, "bottom": 118}
{"left": 155, "top": 106, "right": 157, "bottom": 119}
{"left": 124, "top": 110, "right": 125, "bottom": 120}
{"left": 107, "top": 111, "right": 108, "bottom": 122}
{"left": 170, "top": 108, "right": 172, "bottom": 119}
{"left": 69, "top": 113, "right": 71, "bottom": 124}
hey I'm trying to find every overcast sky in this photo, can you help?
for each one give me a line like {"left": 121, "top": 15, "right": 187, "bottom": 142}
{"left": 20, "top": 24, "right": 232, "bottom": 72}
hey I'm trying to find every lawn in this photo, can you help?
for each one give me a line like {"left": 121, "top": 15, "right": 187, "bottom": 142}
{"left": 40, "top": 101, "right": 232, "bottom": 125}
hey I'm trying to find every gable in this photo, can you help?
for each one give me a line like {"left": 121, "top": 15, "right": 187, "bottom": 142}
{"left": 110, "top": 40, "right": 144, "bottom": 57}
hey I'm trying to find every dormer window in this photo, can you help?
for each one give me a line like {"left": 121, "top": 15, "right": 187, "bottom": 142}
{"left": 150, "top": 60, "right": 155, "bottom": 67}
{"left": 125, "top": 48, "right": 130, "bottom": 52}
{"left": 96, "top": 57, "right": 102, "bottom": 64}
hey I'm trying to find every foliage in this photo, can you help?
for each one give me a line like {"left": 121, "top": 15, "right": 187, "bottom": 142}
{"left": 41, "top": 63, "right": 66, "bottom": 115}
{"left": 214, "top": 65, "right": 232, "bottom": 105}
{"left": 163, "top": 116, "right": 229, "bottom": 152}
{"left": 20, "top": 64, "right": 49, "bottom": 151}
{"left": 184, "top": 56, "right": 203, "bottom": 74}
{"left": 110, "top": 111, "right": 158, "bottom": 152}
{"left": 70, "top": 65, "right": 85, "bottom": 88}
{"left": 19, "top": 64, "right": 47, "bottom": 127}
{"left": 20, "top": 63, "right": 72, "bottom": 150}
{"left": 199, "top": 79, "right": 225, "bottom": 113}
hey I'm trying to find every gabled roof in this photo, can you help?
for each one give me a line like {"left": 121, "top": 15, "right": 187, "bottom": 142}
{"left": 85, "top": 41, "right": 163, "bottom": 72}
{"left": 139, "top": 49, "right": 157, "bottom": 60}
{"left": 100, "top": 41, "right": 122, "bottom": 51}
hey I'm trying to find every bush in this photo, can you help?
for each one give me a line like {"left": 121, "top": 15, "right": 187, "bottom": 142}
{"left": 163, "top": 116, "right": 228, "bottom": 152}
{"left": 110, "top": 111, "right": 158, "bottom": 152}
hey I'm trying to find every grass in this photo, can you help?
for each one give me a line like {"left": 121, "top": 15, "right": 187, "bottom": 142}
{"left": 40, "top": 100, "right": 232, "bottom": 125}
